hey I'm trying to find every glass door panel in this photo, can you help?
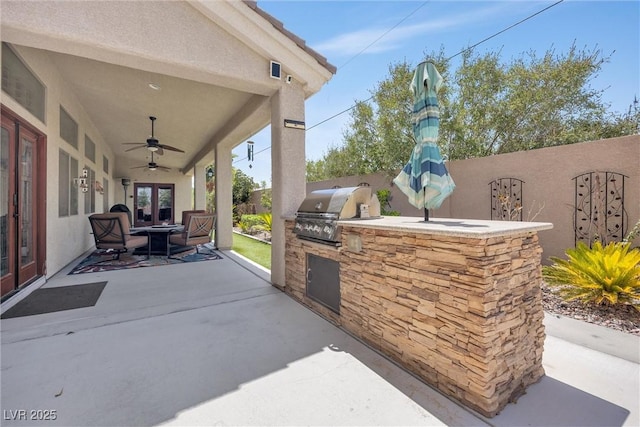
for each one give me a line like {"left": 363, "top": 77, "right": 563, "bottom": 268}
{"left": 17, "top": 130, "right": 37, "bottom": 283}
{"left": 1, "top": 124, "right": 15, "bottom": 294}
{"left": 134, "top": 185, "right": 153, "bottom": 227}
{"left": 20, "top": 138, "right": 34, "bottom": 265}
{"left": 157, "top": 186, "right": 173, "bottom": 224}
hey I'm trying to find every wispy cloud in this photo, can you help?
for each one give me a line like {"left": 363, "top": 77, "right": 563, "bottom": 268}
{"left": 313, "top": 3, "right": 520, "bottom": 57}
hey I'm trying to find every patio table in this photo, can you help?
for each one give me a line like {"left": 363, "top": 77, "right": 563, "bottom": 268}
{"left": 130, "top": 225, "right": 185, "bottom": 256}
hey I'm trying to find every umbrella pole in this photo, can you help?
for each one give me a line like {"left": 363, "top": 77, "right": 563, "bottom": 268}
{"left": 424, "top": 188, "right": 429, "bottom": 221}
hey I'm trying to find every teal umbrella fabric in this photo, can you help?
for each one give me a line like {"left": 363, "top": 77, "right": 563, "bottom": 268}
{"left": 393, "top": 61, "right": 455, "bottom": 212}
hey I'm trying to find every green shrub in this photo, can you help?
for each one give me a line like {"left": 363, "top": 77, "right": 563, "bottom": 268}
{"left": 543, "top": 241, "right": 640, "bottom": 307}
{"left": 254, "top": 212, "right": 272, "bottom": 233}
{"left": 376, "top": 189, "right": 401, "bottom": 216}
{"left": 238, "top": 214, "right": 263, "bottom": 234}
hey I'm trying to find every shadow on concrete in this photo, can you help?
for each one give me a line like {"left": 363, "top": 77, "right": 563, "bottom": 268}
{"left": 490, "top": 375, "right": 630, "bottom": 426}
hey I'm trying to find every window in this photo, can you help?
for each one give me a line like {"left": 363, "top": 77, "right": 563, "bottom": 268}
{"left": 83, "top": 166, "right": 95, "bottom": 214}
{"left": 103, "top": 155, "right": 109, "bottom": 175}
{"left": 59, "top": 107, "right": 78, "bottom": 149}
{"left": 84, "top": 135, "right": 95, "bottom": 163}
{"left": 1, "top": 43, "right": 45, "bottom": 122}
{"left": 58, "top": 150, "right": 78, "bottom": 216}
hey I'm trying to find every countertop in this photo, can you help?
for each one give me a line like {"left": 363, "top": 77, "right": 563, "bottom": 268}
{"left": 336, "top": 216, "right": 553, "bottom": 239}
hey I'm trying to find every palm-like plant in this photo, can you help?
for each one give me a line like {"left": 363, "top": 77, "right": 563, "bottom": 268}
{"left": 542, "top": 241, "right": 640, "bottom": 307}
{"left": 254, "top": 212, "right": 272, "bottom": 233}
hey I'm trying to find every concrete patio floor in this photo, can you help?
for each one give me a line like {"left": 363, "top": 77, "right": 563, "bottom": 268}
{"left": 1, "top": 250, "right": 638, "bottom": 426}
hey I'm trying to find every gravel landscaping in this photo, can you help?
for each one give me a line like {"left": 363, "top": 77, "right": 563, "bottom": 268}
{"left": 542, "top": 282, "right": 640, "bottom": 336}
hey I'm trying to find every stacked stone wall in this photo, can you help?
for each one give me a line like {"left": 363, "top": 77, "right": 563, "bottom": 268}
{"left": 285, "top": 220, "right": 546, "bottom": 417}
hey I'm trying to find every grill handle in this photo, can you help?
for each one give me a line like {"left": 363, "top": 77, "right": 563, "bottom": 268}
{"left": 306, "top": 268, "right": 312, "bottom": 283}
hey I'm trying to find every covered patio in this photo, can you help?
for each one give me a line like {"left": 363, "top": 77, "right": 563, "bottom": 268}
{"left": 1, "top": 253, "right": 638, "bottom": 426}
{"left": 1, "top": 0, "right": 335, "bottom": 297}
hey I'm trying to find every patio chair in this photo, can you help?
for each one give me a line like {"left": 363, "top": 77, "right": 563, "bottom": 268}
{"left": 89, "top": 212, "right": 150, "bottom": 259}
{"left": 180, "top": 209, "right": 206, "bottom": 225}
{"left": 167, "top": 213, "right": 215, "bottom": 258}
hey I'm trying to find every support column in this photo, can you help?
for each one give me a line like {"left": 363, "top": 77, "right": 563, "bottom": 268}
{"left": 271, "top": 82, "right": 306, "bottom": 288}
{"left": 193, "top": 162, "right": 207, "bottom": 210}
{"left": 215, "top": 145, "right": 233, "bottom": 250}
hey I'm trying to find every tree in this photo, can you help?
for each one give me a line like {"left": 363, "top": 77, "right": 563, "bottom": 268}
{"left": 259, "top": 180, "right": 272, "bottom": 212}
{"left": 307, "top": 44, "right": 632, "bottom": 180}
{"left": 232, "top": 169, "right": 257, "bottom": 206}
{"left": 443, "top": 45, "right": 611, "bottom": 158}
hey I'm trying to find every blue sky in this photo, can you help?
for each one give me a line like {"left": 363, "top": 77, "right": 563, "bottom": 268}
{"left": 232, "top": 0, "right": 640, "bottom": 186}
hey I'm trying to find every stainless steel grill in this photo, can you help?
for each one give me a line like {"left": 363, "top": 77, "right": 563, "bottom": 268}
{"left": 294, "top": 186, "right": 380, "bottom": 246}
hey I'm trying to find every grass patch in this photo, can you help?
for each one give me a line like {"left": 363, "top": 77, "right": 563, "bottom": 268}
{"left": 232, "top": 232, "right": 271, "bottom": 270}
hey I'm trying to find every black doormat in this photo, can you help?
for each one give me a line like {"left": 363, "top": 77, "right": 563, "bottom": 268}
{"left": 1, "top": 281, "right": 107, "bottom": 319}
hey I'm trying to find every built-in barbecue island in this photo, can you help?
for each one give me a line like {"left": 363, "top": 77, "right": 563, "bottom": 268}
{"left": 284, "top": 187, "right": 553, "bottom": 418}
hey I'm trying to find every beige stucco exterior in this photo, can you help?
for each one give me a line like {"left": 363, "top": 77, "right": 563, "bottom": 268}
{"left": 1, "top": 1, "right": 335, "bottom": 285}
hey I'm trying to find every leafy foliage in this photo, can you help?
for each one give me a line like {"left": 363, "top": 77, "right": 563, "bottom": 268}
{"left": 542, "top": 241, "right": 640, "bottom": 307}
{"left": 233, "top": 169, "right": 258, "bottom": 206}
{"left": 376, "top": 189, "right": 400, "bottom": 216}
{"left": 254, "top": 212, "right": 272, "bottom": 233}
{"left": 259, "top": 180, "right": 272, "bottom": 212}
{"left": 237, "top": 214, "right": 263, "bottom": 234}
{"left": 307, "top": 44, "right": 638, "bottom": 181}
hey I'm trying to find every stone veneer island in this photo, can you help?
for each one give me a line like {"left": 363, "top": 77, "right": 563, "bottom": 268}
{"left": 284, "top": 216, "right": 553, "bottom": 417}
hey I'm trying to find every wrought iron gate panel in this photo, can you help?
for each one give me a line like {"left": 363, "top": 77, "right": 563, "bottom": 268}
{"left": 489, "top": 178, "right": 524, "bottom": 221}
{"left": 573, "top": 171, "right": 627, "bottom": 246}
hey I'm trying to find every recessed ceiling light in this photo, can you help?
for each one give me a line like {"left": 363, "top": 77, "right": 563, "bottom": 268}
{"left": 148, "top": 83, "right": 161, "bottom": 91}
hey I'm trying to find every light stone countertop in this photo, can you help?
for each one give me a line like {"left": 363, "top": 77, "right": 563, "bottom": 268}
{"left": 336, "top": 216, "right": 553, "bottom": 239}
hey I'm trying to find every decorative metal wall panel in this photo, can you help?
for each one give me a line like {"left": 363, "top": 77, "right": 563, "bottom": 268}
{"left": 573, "top": 171, "right": 627, "bottom": 246}
{"left": 490, "top": 178, "right": 524, "bottom": 221}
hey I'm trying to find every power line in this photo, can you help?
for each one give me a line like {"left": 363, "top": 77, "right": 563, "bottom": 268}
{"left": 235, "top": 0, "right": 564, "bottom": 165}
{"left": 448, "top": 0, "right": 564, "bottom": 61}
{"left": 338, "top": 1, "right": 430, "bottom": 70}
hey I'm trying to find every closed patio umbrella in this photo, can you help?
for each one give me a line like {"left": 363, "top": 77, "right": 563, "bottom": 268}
{"left": 393, "top": 61, "right": 455, "bottom": 221}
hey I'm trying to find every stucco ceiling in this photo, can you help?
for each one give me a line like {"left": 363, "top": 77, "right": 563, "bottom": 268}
{"left": 48, "top": 50, "right": 258, "bottom": 177}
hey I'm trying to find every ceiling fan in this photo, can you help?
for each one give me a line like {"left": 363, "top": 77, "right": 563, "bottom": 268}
{"left": 122, "top": 116, "right": 185, "bottom": 155}
{"left": 131, "top": 152, "right": 171, "bottom": 172}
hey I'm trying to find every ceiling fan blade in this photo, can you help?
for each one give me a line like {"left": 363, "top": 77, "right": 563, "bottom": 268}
{"left": 157, "top": 166, "right": 171, "bottom": 172}
{"left": 153, "top": 147, "right": 164, "bottom": 156}
{"left": 124, "top": 145, "right": 146, "bottom": 152}
{"left": 130, "top": 165, "right": 148, "bottom": 169}
{"left": 158, "top": 144, "right": 185, "bottom": 153}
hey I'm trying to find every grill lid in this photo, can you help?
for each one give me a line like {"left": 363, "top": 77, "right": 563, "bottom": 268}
{"left": 296, "top": 186, "right": 380, "bottom": 219}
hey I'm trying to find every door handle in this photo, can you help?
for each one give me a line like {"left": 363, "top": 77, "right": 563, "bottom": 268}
{"left": 306, "top": 268, "right": 312, "bottom": 283}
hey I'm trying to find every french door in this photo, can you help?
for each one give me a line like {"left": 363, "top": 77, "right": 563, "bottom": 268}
{"left": 133, "top": 183, "right": 175, "bottom": 227}
{"left": 1, "top": 107, "right": 46, "bottom": 298}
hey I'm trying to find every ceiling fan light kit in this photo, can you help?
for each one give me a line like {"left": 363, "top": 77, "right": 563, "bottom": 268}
{"left": 122, "top": 116, "right": 185, "bottom": 155}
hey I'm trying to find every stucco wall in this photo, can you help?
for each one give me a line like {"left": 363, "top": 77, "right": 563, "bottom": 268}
{"left": 256, "top": 135, "right": 639, "bottom": 262}
{"left": 446, "top": 136, "right": 639, "bottom": 261}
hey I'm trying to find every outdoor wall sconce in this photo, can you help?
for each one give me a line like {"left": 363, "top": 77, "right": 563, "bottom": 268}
{"left": 95, "top": 181, "right": 104, "bottom": 195}
{"left": 75, "top": 168, "right": 89, "bottom": 193}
